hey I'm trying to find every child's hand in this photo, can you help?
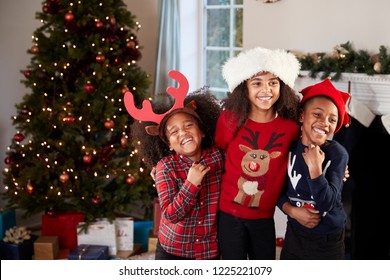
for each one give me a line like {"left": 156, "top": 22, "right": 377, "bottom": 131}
{"left": 187, "top": 163, "right": 211, "bottom": 187}
{"left": 343, "top": 165, "right": 349, "bottom": 182}
{"left": 302, "top": 144, "right": 324, "bottom": 179}
{"left": 150, "top": 166, "right": 156, "bottom": 182}
{"left": 290, "top": 206, "right": 321, "bottom": 229}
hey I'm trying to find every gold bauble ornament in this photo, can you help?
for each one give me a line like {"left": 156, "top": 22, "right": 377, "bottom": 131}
{"left": 374, "top": 62, "right": 382, "bottom": 73}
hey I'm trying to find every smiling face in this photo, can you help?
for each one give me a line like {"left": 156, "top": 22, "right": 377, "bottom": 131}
{"left": 164, "top": 112, "right": 205, "bottom": 162}
{"left": 300, "top": 96, "right": 339, "bottom": 146}
{"left": 247, "top": 72, "right": 281, "bottom": 115}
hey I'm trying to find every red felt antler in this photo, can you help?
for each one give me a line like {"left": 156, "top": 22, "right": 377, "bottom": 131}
{"left": 124, "top": 70, "right": 189, "bottom": 124}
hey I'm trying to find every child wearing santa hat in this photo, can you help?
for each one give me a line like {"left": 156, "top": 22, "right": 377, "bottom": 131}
{"left": 215, "top": 46, "right": 303, "bottom": 260}
{"left": 277, "top": 78, "right": 350, "bottom": 259}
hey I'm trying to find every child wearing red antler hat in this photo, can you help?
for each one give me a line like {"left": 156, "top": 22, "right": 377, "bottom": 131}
{"left": 277, "top": 78, "right": 350, "bottom": 259}
{"left": 127, "top": 71, "right": 224, "bottom": 260}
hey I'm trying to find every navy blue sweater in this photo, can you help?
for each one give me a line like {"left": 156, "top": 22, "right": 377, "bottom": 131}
{"left": 278, "top": 139, "right": 348, "bottom": 234}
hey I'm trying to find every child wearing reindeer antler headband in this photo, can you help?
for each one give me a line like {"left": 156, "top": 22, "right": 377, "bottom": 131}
{"left": 126, "top": 70, "right": 225, "bottom": 260}
{"left": 277, "top": 78, "right": 350, "bottom": 260}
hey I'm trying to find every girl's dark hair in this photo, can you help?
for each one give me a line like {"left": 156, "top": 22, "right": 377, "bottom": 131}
{"left": 130, "top": 89, "right": 222, "bottom": 170}
{"left": 221, "top": 79, "right": 300, "bottom": 139}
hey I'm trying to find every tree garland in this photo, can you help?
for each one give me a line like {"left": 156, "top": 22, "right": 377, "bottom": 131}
{"left": 292, "top": 41, "right": 390, "bottom": 81}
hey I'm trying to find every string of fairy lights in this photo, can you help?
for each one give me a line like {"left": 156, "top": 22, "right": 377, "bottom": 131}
{"left": 3, "top": 1, "right": 150, "bottom": 211}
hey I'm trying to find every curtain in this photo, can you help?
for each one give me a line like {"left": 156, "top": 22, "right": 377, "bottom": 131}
{"left": 154, "top": 0, "right": 180, "bottom": 96}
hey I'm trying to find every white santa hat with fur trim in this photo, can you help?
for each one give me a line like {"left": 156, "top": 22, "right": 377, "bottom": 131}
{"left": 222, "top": 47, "right": 301, "bottom": 92}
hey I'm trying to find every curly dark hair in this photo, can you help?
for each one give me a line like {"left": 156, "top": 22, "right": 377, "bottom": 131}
{"left": 221, "top": 79, "right": 300, "bottom": 139}
{"left": 130, "top": 89, "right": 222, "bottom": 170}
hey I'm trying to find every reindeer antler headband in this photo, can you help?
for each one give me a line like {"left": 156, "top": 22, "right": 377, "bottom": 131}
{"left": 124, "top": 70, "right": 200, "bottom": 142}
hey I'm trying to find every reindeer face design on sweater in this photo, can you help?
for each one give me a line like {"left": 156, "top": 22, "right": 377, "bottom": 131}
{"left": 234, "top": 128, "right": 283, "bottom": 208}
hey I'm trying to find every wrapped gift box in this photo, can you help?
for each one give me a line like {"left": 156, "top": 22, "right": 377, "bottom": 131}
{"left": 77, "top": 219, "right": 117, "bottom": 256}
{"left": 115, "top": 217, "right": 134, "bottom": 251}
{"left": 34, "top": 236, "right": 59, "bottom": 260}
{"left": 0, "top": 234, "right": 38, "bottom": 260}
{"left": 41, "top": 211, "right": 84, "bottom": 250}
{"left": 0, "top": 209, "right": 16, "bottom": 240}
{"left": 68, "top": 244, "right": 109, "bottom": 260}
{"left": 134, "top": 221, "right": 153, "bottom": 252}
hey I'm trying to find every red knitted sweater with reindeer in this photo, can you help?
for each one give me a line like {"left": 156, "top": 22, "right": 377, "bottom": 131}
{"left": 215, "top": 110, "right": 299, "bottom": 219}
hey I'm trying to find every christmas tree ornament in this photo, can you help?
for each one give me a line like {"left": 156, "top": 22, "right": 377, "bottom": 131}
{"left": 59, "top": 172, "right": 70, "bottom": 183}
{"left": 121, "top": 86, "right": 129, "bottom": 94}
{"left": 96, "top": 52, "right": 105, "bottom": 63}
{"left": 92, "top": 196, "right": 102, "bottom": 205}
{"left": 120, "top": 135, "right": 128, "bottom": 148}
{"left": 31, "top": 46, "right": 40, "bottom": 54}
{"left": 374, "top": 62, "right": 382, "bottom": 73}
{"left": 126, "top": 175, "right": 135, "bottom": 185}
{"left": 83, "top": 153, "right": 92, "bottom": 164}
{"left": 276, "top": 237, "right": 284, "bottom": 247}
{"left": 24, "top": 70, "right": 31, "bottom": 78}
{"left": 126, "top": 41, "right": 136, "bottom": 49}
{"left": 13, "top": 132, "right": 25, "bottom": 142}
{"left": 64, "top": 12, "right": 74, "bottom": 22}
{"left": 95, "top": 21, "right": 104, "bottom": 28}
{"left": 83, "top": 82, "right": 94, "bottom": 93}
{"left": 26, "top": 180, "right": 34, "bottom": 195}
{"left": 104, "top": 119, "right": 114, "bottom": 129}
{"left": 42, "top": 4, "right": 50, "bottom": 13}
{"left": 4, "top": 156, "right": 12, "bottom": 165}
{"left": 63, "top": 114, "right": 75, "bottom": 124}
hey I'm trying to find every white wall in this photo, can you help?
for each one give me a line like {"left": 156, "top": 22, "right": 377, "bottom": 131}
{"left": 244, "top": 0, "right": 390, "bottom": 54}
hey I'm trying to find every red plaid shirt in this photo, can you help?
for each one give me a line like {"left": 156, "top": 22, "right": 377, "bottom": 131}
{"left": 155, "top": 147, "right": 224, "bottom": 259}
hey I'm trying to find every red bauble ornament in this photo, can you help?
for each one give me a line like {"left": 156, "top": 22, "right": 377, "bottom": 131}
{"left": 13, "top": 132, "right": 25, "bottom": 142}
{"left": 83, "top": 82, "right": 94, "bottom": 93}
{"left": 126, "top": 175, "right": 135, "bottom": 185}
{"left": 96, "top": 52, "right": 105, "bottom": 63}
{"left": 126, "top": 41, "right": 136, "bottom": 49}
{"left": 59, "top": 172, "right": 70, "bottom": 183}
{"left": 83, "top": 154, "right": 92, "bottom": 164}
{"left": 31, "top": 46, "right": 40, "bottom": 54}
{"left": 120, "top": 135, "right": 128, "bottom": 148}
{"left": 63, "top": 114, "right": 75, "bottom": 124}
{"left": 95, "top": 21, "right": 104, "bottom": 28}
{"left": 121, "top": 86, "right": 129, "bottom": 94}
{"left": 104, "top": 119, "right": 114, "bottom": 129}
{"left": 276, "top": 237, "right": 284, "bottom": 247}
{"left": 24, "top": 70, "right": 31, "bottom": 78}
{"left": 4, "top": 156, "right": 12, "bottom": 165}
{"left": 65, "top": 12, "right": 74, "bottom": 22}
{"left": 92, "top": 196, "right": 101, "bottom": 205}
{"left": 42, "top": 5, "right": 50, "bottom": 13}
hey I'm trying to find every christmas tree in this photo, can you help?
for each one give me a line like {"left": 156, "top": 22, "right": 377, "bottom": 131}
{"left": 1, "top": 0, "right": 156, "bottom": 223}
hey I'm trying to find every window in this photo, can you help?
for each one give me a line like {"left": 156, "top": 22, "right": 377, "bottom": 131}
{"left": 203, "top": 0, "right": 243, "bottom": 98}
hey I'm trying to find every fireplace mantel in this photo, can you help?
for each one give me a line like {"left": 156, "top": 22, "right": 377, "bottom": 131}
{"left": 296, "top": 71, "right": 390, "bottom": 116}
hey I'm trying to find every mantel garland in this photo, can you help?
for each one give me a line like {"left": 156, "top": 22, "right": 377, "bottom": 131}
{"left": 292, "top": 41, "right": 390, "bottom": 81}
